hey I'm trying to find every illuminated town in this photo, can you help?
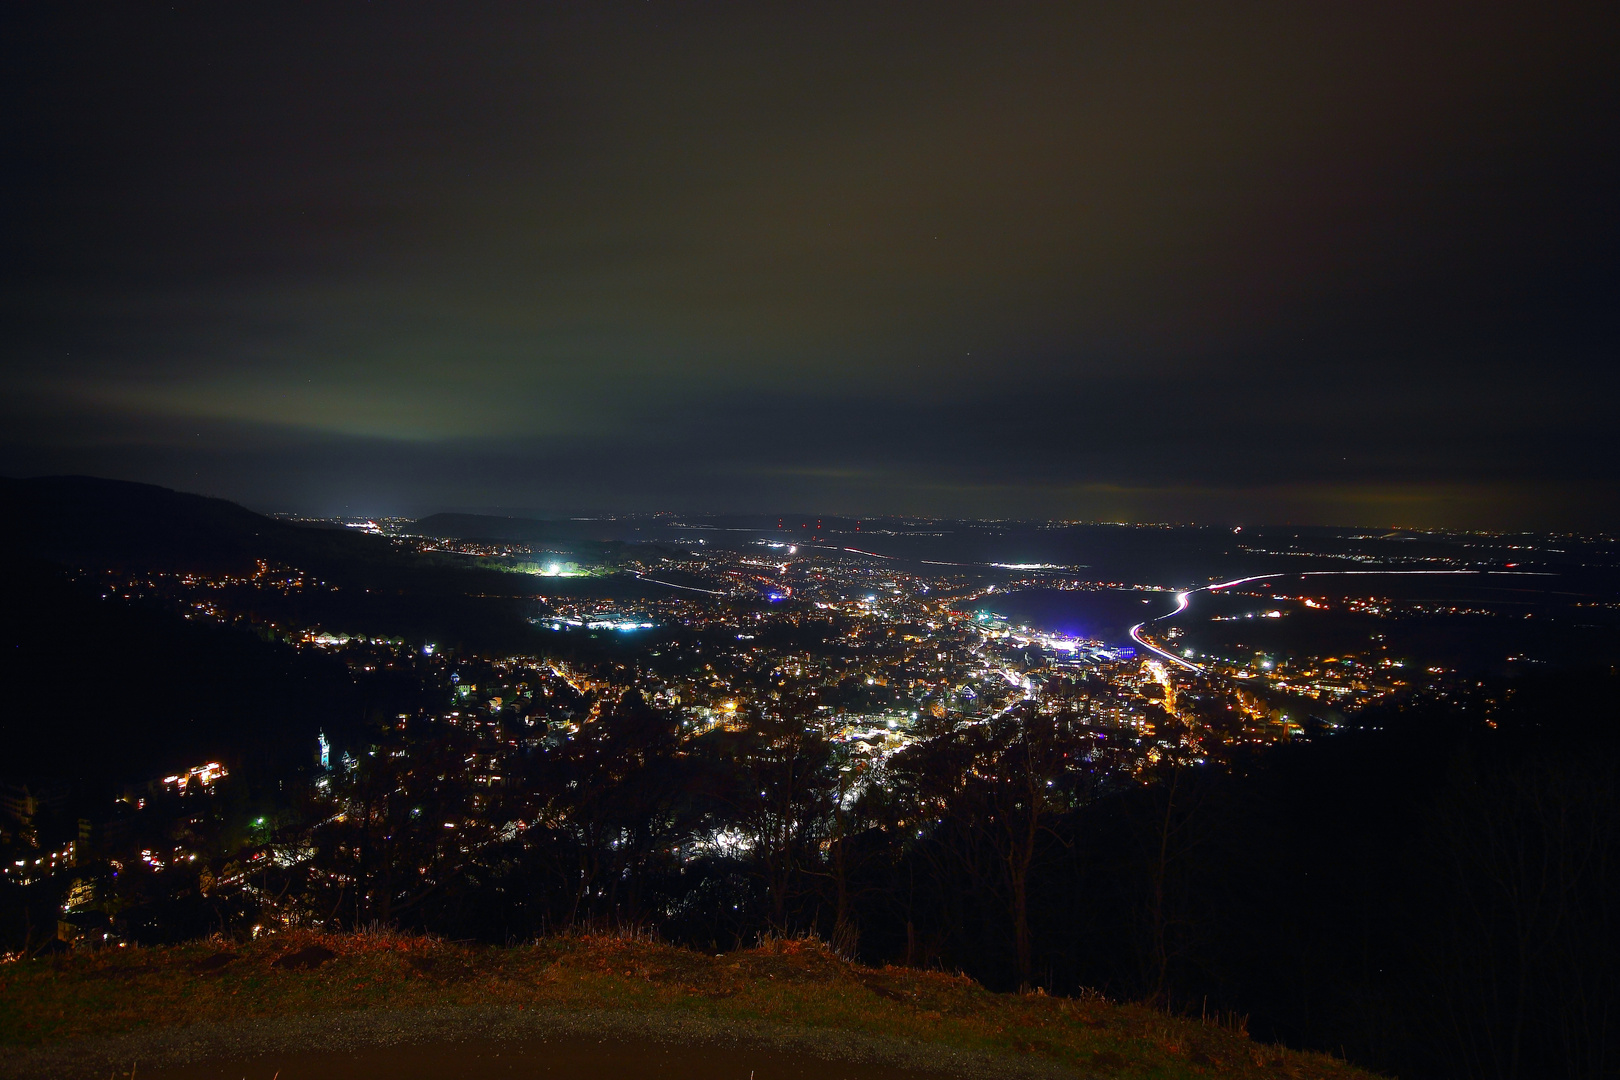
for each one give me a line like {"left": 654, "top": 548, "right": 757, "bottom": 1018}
{"left": 4, "top": 5, "right": 1618, "bottom": 1073}
{"left": 9, "top": 511, "right": 1607, "bottom": 963}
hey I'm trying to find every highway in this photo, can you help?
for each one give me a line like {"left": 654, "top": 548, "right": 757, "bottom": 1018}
{"left": 1127, "top": 568, "right": 1555, "bottom": 675}
{"left": 1128, "top": 590, "right": 1199, "bottom": 671}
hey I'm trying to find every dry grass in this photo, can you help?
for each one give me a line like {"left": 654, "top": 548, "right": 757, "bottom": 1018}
{"left": 0, "top": 931, "right": 1379, "bottom": 1079}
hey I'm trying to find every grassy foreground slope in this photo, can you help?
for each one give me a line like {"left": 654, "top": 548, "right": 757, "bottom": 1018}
{"left": 0, "top": 932, "right": 1376, "bottom": 1079}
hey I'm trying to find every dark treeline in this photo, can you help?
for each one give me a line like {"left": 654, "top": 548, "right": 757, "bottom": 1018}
{"left": 145, "top": 671, "right": 1614, "bottom": 1080}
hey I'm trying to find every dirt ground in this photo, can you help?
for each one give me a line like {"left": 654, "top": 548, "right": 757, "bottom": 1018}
{"left": 139, "top": 1036, "right": 960, "bottom": 1080}
{"left": 2, "top": 936, "right": 1372, "bottom": 1079}
{"left": 2, "top": 1006, "right": 1078, "bottom": 1080}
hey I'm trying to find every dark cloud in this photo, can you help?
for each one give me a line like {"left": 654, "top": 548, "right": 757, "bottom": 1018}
{"left": 3, "top": 1, "right": 1617, "bottom": 526}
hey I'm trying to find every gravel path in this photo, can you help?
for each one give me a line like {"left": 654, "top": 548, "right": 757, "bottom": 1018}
{"left": 0, "top": 1007, "right": 1086, "bottom": 1080}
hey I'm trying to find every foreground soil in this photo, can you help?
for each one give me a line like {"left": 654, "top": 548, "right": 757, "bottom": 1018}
{"left": 138, "top": 1034, "right": 994, "bottom": 1080}
{"left": 0, "top": 932, "right": 1379, "bottom": 1079}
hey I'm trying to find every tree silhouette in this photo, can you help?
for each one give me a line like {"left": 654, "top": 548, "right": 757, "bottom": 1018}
{"left": 890, "top": 705, "right": 1095, "bottom": 989}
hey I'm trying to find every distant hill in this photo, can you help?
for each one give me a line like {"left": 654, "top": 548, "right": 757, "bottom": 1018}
{"left": 0, "top": 475, "right": 409, "bottom": 576}
{"left": 0, "top": 477, "right": 552, "bottom": 787}
{"left": 411, "top": 512, "right": 560, "bottom": 542}
{"left": 0, "top": 475, "right": 539, "bottom": 595}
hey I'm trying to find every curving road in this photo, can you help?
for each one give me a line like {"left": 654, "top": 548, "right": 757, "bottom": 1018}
{"left": 1127, "top": 568, "right": 1554, "bottom": 675}
{"left": 1128, "top": 590, "right": 1199, "bottom": 671}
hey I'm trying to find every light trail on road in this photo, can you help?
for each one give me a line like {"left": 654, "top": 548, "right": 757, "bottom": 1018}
{"left": 634, "top": 573, "right": 726, "bottom": 595}
{"left": 1130, "top": 568, "right": 1557, "bottom": 675}
{"left": 1129, "top": 589, "right": 1200, "bottom": 671}
{"left": 839, "top": 546, "right": 896, "bottom": 560}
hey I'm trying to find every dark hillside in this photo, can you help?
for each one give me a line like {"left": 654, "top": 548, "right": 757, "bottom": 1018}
{"left": 2, "top": 476, "right": 523, "bottom": 596}
{"left": 2, "top": 475, "right": 382, "bottom": 574}
{"left": 0, "top": 559, "right": 360, "bottom": 789}
{"left": 0, "top": 475, "right": 553, "bottom": 650}
{"left": 995, "top": 674, "right": 1620, "bottom": 1080}
{"left": 0, "top": 477, "right": 549, "bottom": 787}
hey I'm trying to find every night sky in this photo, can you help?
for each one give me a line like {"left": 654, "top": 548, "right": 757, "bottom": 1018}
{"left": 4, "top": 2, "right": 1618, "bottom": 527}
